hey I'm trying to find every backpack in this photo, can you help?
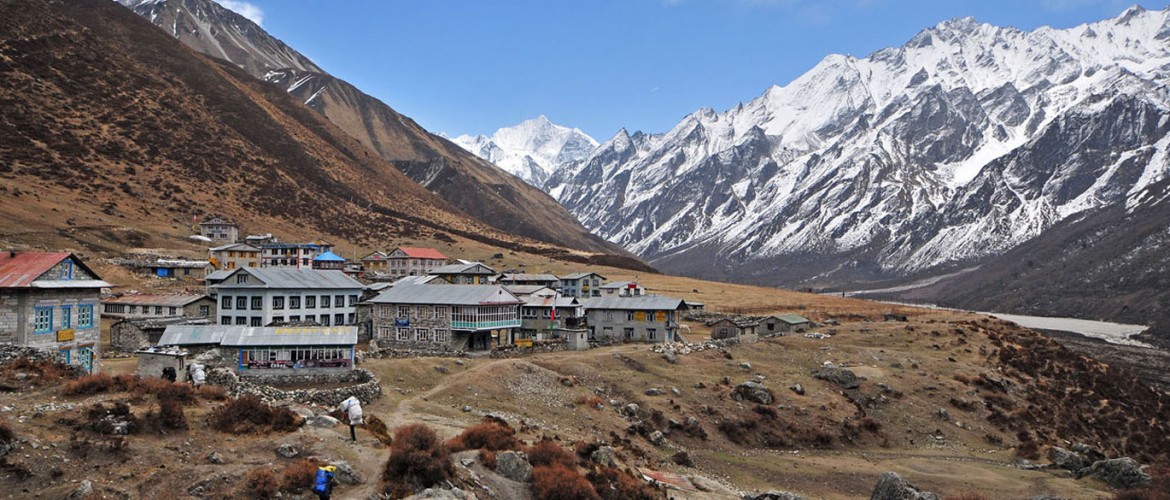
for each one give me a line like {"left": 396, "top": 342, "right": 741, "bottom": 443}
{"left": 313, "top": 467, "right": 334, "bottom": 494}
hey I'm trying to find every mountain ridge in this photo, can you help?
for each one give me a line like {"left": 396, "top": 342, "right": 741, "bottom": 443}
{"left": 451, "top": 116, "right": 599, "bottom": 186}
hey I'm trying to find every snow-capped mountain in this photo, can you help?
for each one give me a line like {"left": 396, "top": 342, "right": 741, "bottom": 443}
{"left": 549, "top": 6, "right": 1170, "bottom": 286}
{"left": 453, "top": 116, "right": 598, "bottom": 186}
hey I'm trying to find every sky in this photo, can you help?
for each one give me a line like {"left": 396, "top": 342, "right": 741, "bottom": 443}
{"left": 214, "top": 0, "right": 1155, "bottom": 140}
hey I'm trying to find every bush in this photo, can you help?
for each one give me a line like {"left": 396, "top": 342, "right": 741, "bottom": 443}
{"left": 532, "top": 464, "right": 600, "bottom": 500}
{"left": 526, "top": 439, "right": 577, "bottom": 469}
{"left": 63, "top": 373, "right": 117, "bottom": 395}
{"left": 0, "top": 358, "right": 74, "bottom": 385}
{"left": 153, "top": 398, "right": 188, "bottom": 430}
{"left": 586, "top": 467, "right": 661, "bottom": 500}
{"left": 208, "top": 395, "right": 301, "bottom": 434}
{"left": 197, "top": 385, "right": 228, "bottom": 401}
{"left": 245, "top": 468, "right": 279, "bottom": 498}
{"left": 0, "top": 422, "right": 14, "bottom": 445}
{"left": 382, "top": 424, "right": 452, "bottom": 497}
{"left": 136, "top": 378, "right": 196, "bottom": 404}
{"left": 575, "top": 395, "right": 605, "bottom": 409}
{"left": 480, "top": 449, "right": 497, "bottom": 470}
{"left": 365, "top": 414, "right": 394, "bottom": 446}
{"left": 280, "top": 458, "right": 325, "bottom": 493}
{"left": 446, "top": 419, "right": 519, "bottom": 452}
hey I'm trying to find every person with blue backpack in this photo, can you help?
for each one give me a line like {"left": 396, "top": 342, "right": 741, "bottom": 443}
{"left": 312, "top": 465, "right": 337, "bottom": 499}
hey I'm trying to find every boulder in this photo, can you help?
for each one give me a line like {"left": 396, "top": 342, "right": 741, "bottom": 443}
{"left": 307, "top": 415, "right": 340, "bottom": 428}
{"left": 936, "top": 408, "right": 950, "bottom": 422}
{"left": 739, "top": 362, "right": 753, "bottom": 370}
{"left": 275, "top": 443, "right": 300, "bottom": 458}
{"left": 734, "top": 381, "right": 775, "bottom": 405}
{"left": 1048, "top": 446, "right": 1088, "bottom": 472}
{"left": 869, "top": 472, "right": 940, "bottom": 500}
{"left": 623, "top": 403, "right": 640, "bottom": 417}
{"left": 206, "top": 451, "right": 225, "bottom": 464}
{"left": 790, "top": 384, "right": 805, "bottom": 396}
{"left": 1080, "top": 457, "right": 1151, "bottom": 489}
{"left": 496, "top": 451, "right": 533, "bottom": 482}
{"left": 648, "top": 430, "right": 666, "bottom": 446}
{"left": 814, "top": 367, "right": 860, "bottom": 389}
{"left": 671, "top": 387, "right": 683, "bottom": 396}
{"left": 663, "top": 351, "right": 679, "bottom": 364}
{"left": 671, "top": 451, "right": 694, "bottom": 467}
{"left": 645, "top": 388, "right": 664, "bottom": 396}
{"left": 329, "top": 460, "right": 364, "bottom": 485}
{"left": 66, "top": 480, "right": 94, "bottom": 500}
{"left": 590, "top": 446, "right": 616, "bottom": 467}
{"left": 745, "top": 491, "right": 805, "bottom": 500}
{"left": 403, "top": 487, "right": 477, "bottom": 499}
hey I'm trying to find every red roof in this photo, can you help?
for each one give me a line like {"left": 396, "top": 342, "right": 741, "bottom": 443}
{"left": 395, "top": 246, "right": 448, "bottom": 260}
{"left": 0, "top": 252, "right": 73, "bottom": 288}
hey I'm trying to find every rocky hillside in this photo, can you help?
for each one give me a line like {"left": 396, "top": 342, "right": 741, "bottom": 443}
{"left": 116, "top": 0, "right": 627, "bottom": 256}
{"left": 549, "top": 6, "right": 1170, "bottom": 288}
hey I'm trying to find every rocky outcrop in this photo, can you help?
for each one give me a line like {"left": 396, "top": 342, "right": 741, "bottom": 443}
{"left": 1079, "top": 458, "right": 1151, "bottom": 489}
{"left": 495, "top": 451, "right": 533, "bottom": 483}
{"left": 814, "top": 367, "right": 861, "bottom": 389}
{"left": 869, "top": 472, "right": 940, "bottom": 500}
{"left": 207, "top": 368, "right": 381, "bottom": 407}
{"left": 733, "top": 381, "right": 775, "bottom": 405}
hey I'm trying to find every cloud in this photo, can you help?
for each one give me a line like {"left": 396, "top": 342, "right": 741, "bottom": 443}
{"left": 215, "top": 0, "right": 264, "bottom": 26}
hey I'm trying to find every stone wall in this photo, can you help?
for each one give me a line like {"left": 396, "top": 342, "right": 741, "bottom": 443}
{"left": 207, "top": 367, "right": 382, "bottom": 406}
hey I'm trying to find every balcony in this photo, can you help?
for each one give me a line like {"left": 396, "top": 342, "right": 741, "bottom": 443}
{"left": 452, "top": 319, "right": 521, "bottom": 330}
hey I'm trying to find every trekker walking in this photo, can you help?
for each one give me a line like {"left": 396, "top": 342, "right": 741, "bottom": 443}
{"left": 337, "top": 396, "right": 363, "bottom": 442}
{"left": 312, "top": 465, "right": 337, "bottom": 499}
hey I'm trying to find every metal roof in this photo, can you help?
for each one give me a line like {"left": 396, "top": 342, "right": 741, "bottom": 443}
{"left": 560, "top": 272, "right": 606, "bottom": 280}
{"left": 155, "top": 259, "right": 210, "bottom": 268}
{"left": 115, "top": 316, "right": 213, "bottom": 329}
{"left": 313, "top": 251, "right": 345, "bottom": 262}
{"left": 502, "top": 285, "right": 553, "bottom": 296}
{"left": 103, "top": 294, "right": 210, "bottom": 307}
{"left": 582, "top": 295, "right": 686, "bottom": 311}
{"left": 499, "top": 273, "right": 559, "bottom": 283}
{"left": 770, "top": 314, "right": 811, "bottom": 324}
{"left": 393, "top": 246, "right": 448, "bottom": 260}
{"left": 599, "top": 281, "right": 641, "bottom": 289}
{"left": 360, "top": 251, "right": 388, "bottom": 261}
{"left": 523, "top": 295, "right": 581, "bottom": 308}
{"left": 214, "top": 267, "right": 363, "bottom": 290}
{"left": 0, "top": 252, "right": 105, "bottom": 289}
{"left": 220, "top": 326, "right": 358, "bottom": 347}
{"left": 393, "top": 275, "right": 442, "bottom": 286}
{"left": 158, "top": 325, "right": 230, "bottom": 345}
{"left": 206, "top": 270, "right": 234, "bottom": 281}
{"left": 369, "top": 284, "right": 522, "bottom": 305}
{"left": 429, "top": 262, "right": 495, "bottom": 275}
{"left": 210, "top": 243, "right": 260, "bottom": 252}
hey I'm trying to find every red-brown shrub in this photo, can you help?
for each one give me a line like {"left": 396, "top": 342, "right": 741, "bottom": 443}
{"left": 152, "top": 398, "right": 188, "bottom": 430}
{"left": 245, "top": 468, "right": 279, "bottom": 498}
{"left": 446, "top": 419, "right": 519, "bottom": 452}
{"left": 526, "top": 439, "right": 577, "bottom": 469}
{"left": 0, "top": 358, "right": 74, "bottom": 386}
{"left": 197, "top": 385, "right": 228, "bottom": 401}
{"left": 0, "top": 422, "right": 15, "bottom": 445}
{"left": 945, "top": 495, "right": 991, "bottom": 500}
{"left": 575, "top": 395, "right": 605, "bottom": 409}
{"left": 365, "top": 414, "right": 394, "bottom": 446}
{"left": 480, "top": 449, "right": 497, "bottom": 469}
{"left": 63, "top": 373, "right": 117, "bottom": 395}
{"left": 532, "top": 464, "right": 600, "bottom": 500}
{"left": 1112, "top": 466, "right": 1170, "bottom": 500}
{"left": 208, "top": 395, "right": 301, "bottom": 434}
{"left": 136, "top": 378, "right": 196, "bottom": 404}
{"left": 280, "top": 458, "right": 325, "bottom": 493}
{"left": 586, "top": 467, "right": 661, "bottom": 500}
{"left": 382, "top": 424, "right": 452, "bottom": 496}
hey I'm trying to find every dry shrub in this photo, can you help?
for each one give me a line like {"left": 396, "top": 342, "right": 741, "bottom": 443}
{"left": 197, "top": 385, "right": 228, "bottom": 401}
{"left": 533, "top": 464, "right": 600, "bottom": 500}
{"left": 480, "top": 449, "right": 497, "bottom": 470}
{"left": 83, "top": 401, "right": 140, "bottom": 435}
{"left": 945, "top": 495, "right": 991, "bottom": 500}
{"left": 587, "top": 466, "right": 661, "bottom": 500}
{"left": 0, "top": 421, "right": 14, "bottom": 445}
{"left": 245, "top": 467, "right": 279, "bottom": 498}
{"left": 382, "top": 424, "right": 452, "bottom": 497}
{"left": 1015, "top": 430, "right": 1040, "bottom": 460}
{"left": 575, "top": 395, "right": 605, "bottom": 409}
{"left": 365, "top": 414, "right": 394, "bottom": 446}
{"left": 148, "top": 398, "right": 188, "bottom": 430}
{"left": 280, "top": 458, "right": 325, "bottom": 493}
{"left": 1113, "top": 466, "right": 1170, "bottom": 500}
{"left": 526, "top": 439, "right": 577, "bottom": 469}
{"left": 446, "top": 418, "right": 519, "bottom": 452}
{"left": 0, "top": 358, "right": 74, "bottom": 386}
{"left": 208, "top": 395, "right": 301, "bottom": 434}
{"left": 575, "top": 441, "right": 601, "bottom": 460}
{"left": 136, "top": 378, "right": 196, "bottom": 404}
{"left": 63, "top": 373, "right": 117, "bottom": 395}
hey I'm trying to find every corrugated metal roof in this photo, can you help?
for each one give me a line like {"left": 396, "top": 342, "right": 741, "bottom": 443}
{"left": 155, "top": 259, "right": 210, "bottom": 268}
{"left": 560, "top": 272, "right": 606, "bottom": 280}
{"left": 582, "top": 295, "right": 686, "bottom": 311}
{"left": 206, "top": 270, "right": 234, "bottom": 281}
{"left": 502, "top": 285, "right": 553, "bottom": 296}
{"left": 116, "top": 316, "right": 212, "bottom": 329}
{"left": 103, "top": 294, "right": 209, "bottom": 307}
{"left": 523, "top": 295, "right": 580, "bottom": 308}
{"left": 499, "top": 273, "right": 559, "bottom": 282}
{"left": 313, "top": 251, "right": 345, "bottom": 262}
{"left": 0, "top": 252, "right": 73, "bottom": 288}
{"left": 220, "top": 326, "right": 357, "bottom": 346}
{"left": 215, "top": 267, "right": 363, "bottom": 290}
{"left": 771, "top": 314, "right": 810, "bottom": 324}
{"left": 429, "top": 262, "right": 495, "bottom": 275}
{"left": 369, "top": 284, "right": 522, "bottom": 305}
{"left": 599, "top": 281, "right": 640, "bottom": 289}
{"left": 158, "top": 325, "right": 230, "bottom": 345}
{"left": 31, "top": 280, "right": 112, "bottom": 288}
{"left": 210, "top": 243, "right": 259, "bottom": 252}
{"left": 395, "top": 246, "right": 448, "bottom": 260}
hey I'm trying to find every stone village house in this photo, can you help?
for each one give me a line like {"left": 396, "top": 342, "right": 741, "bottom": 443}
{"left": 429, "top": 262, "right": 496, "bottom": 285}
{"left": 101, "top": 294, "right": 215, "bottom": 319}
{"left": 209, "top": 267, "right": 363, "bottom": 327}
{"left": 208, "top": 243, "right": 261, "bottom": 271}
{"left": 707, "top": 317, "right": 760, "bottom": 343}
{"left": 386, "top": 246, "right": 449, "bottom": 277}
{"left": 583, "top": 295, "right": 687, "bottom": 343}
{"left": 367, "top": 284, "right": 522, "bottom": 351}
{"left": 158, "top": 325, "right": 357, "bottom": 375}
{"left": 0, "top": 252, "right": 110, "bottom": 373}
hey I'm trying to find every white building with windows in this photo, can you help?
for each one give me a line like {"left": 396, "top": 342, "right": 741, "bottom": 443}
{"left": 208, "top": 267, "right": 363, "bottom": 328}
{"left": 582, "top": 295, "right": 687, "bottom": 344}
{"left": 366, "top": 284, "right": 522, "bottom": 351}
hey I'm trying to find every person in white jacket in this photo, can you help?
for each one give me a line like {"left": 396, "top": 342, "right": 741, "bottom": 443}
{"left": 337, "top": 396, "right": 363, "bottom": 442}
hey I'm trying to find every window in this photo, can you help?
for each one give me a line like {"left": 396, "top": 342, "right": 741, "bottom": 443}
{"left": 61, "top": 306, "right": 72, "bottom": 329}
{"left": 289, "top": 315, "right": 301, "bottom": 322}
{"left": 335, "top": 313, "right": 344, "bottom": 325}
{"left": 251, "top": 297, "right": 262, "bottom": 310}
{"left": 335, "top": 295, "right": 345, "bottom": 307}
{"left": 396, "top": 328, "right": 410, "bottom": 341}
{"left": 273, "top": 316, "right": 284, "bottom": 324}
{"left": 320, "top": 315, "right": 330, "bottom": 326}
{"left": 290, "top": 296, "right": 301, "bottom": 309}
{"left": 250, "top": 317, "right": 262, "bottom": 327}
{"left": 348, "top": 295, "right": 358, "bottom": 307}
{"left": 79, "top": 304, "right": 94, "bottom": 327}
{"left": 273, "top": 296, "right": 285, "bottom": 309}
{"left": 236, "top": 297, "right": 247, "bottom": 310}
{"left": 434, "top": 329, "right": 449, "bottom": 343}
{"left": 221, "top": 316, "right": 232, "bottom": 325}
{"left": 417, "top": 306, "right": 430, "bottom": 319}
{"left": 604, "top": 311, "right": 613, "bottom": 321}
{"left": 235, "top": 316, "right": 247, "bottom": 325}
{"left": 348, "top": 313, "right": 355, "bottom": 324}
{"left": 321, "top": 295, "right": 331, "bottom": 308}
{"left": 33, "top": 307, "right": 52, "bottom": 333}
{"left": 129, "top": 305, "right": 138, "bottom": 314}
{"left": 169, "top": 307, "right": 177, "bottom": 315}
{"left": 199, "top": 305, "right": 210, "bottom": 316}
{"left": 415, "top": 328, "right": 428, "bottom": 341}
{"left": 397, "top": 306, "right": 410, "bottom": 318}
{"left": 105, "top": 304, "right": 125, "bottom": 314}
{"left": 647, "top": 328, "right": 657, "bottom": 340}
{"left": 623, "top": 328, "right": 634, "bottom": 340}
{"left": 435, "top": 306, "right": 448, "bottom": 318}
{"left": 155, "top": 306, "right": 163, "bottom": 315}
{"left": 236, "top": 274, "right": 249, "bottom": 284}
{"left": 306, "top": 296, "right": 316, "bottom": 309}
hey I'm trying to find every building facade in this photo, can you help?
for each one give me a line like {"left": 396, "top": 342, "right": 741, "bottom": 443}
{"left": 387, "top": 246, "right": 449, "bottom": 277}
{"left": 111, "top": 316, "right": 212, "bottom": 352}
{"left": 498, "top": 273, "right": 560, "bottom": 288}
{"left": 558, "top": 272, "right": 605, "bottom": 298}
{"left": 209, "top": 267, "right": 363, "bottom": 328}
{"left": 101, "top": 294, "right": 215, "bottom": 319}
{"left": 599, "top": 281, "right": 646, "bottom": 297}
{"left": 360, "top": 251, "right": 389, "bottom": 275}
{"left": 583, "top": 296, "right": 686, "bottom": 344}
{"left": 0, "top": 252, "right": 110, "bottom": 373}
{"left": 158, "top": 325, "right": 357, "bottom": 375}
{"left": 368, "top": 284, "right": 521, "bottom": 351}
{"left": 209, "top": 243, "right": 261, "bottom": 270}
{"left": 708, "top": 318, "right": 759, "bottom": 342}
{"left": 260, "top": 241, "right": 334, "bottom": 270}
{"left": 312, "top": 251, "right": 347, "bottom": 270}
{"left": 198, "top": 217, "right": 239, "bottom": 243}
{"left": 429, "top": 262, "right": 495, "bottom": 285}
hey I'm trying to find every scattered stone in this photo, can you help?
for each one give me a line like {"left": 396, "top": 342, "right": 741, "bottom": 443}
{"left": 496, "top": 451, "right": 533, "bottom": 482}
{"left": 648, "top": 430, "right": 666, "bottom": 446}
{"left": 623, "top": 404, "right": 640, "bottom": 417}
{"left": 739, "top": 362, "right": 752, "bottom": 370}
{"left": 1072, "top": 443, "right": 1105, "bottom": 462}
{"left": 1048, "top": 446, "right": 1088, "bottom": 472}
{"left": 329, "top": 460, "right": 364, "bottom": 485}
{"left": 671, "top": 387, "right": 682, "bottom": 396}
{"left": 1079, "top": 457, "right": 1151, "bottom": 489}
{"left": 403, "top": 487, "right": 477, "bottom": 499}
{"left": 869, "top": 472, "right": 940, "bottom": 500}
{"left": 694, "top": 382, "right": 706, "bottom": 389}
{"left": 461, "top": 457, "right": 475, "bottom": 467}
{"left": 590, "top": 446, "right": 616, "bottom": 467}
{"left": 745, "top": 491, "right": 805, "bottom": 500}
{"left": 454, "top": 359, "right": 465, "bottom": 366}
{"left": 307, "top": 415, "right": 340, "bottom": 428}
{"left": 275, "top": 443, "right": 300, "bottom": 458}
{"left": 662, "top": 351, "right": 678, "bottom": 364}
{"left": 645, "top": 388, "right": 664, "bottom": 396}
{"left": 720, "top": 376, "right": 732, "bottom": 386}
{"left": 671, "top": 451, "right": 694, "bottom": 467}
{"left": 434, "top": 365, "right": 449, "bottom": 374}
{"left": 66, "top": 480, "right": 94, "bottom": 500}
{"left": 289, "top": 406, "right": 315, "bottom": 419}
{"left": 790, "top": 384, "right": 805, "bottom": 396}
{"left": 734, "top": 381, "right": 775, "bottom": 405}
{"left": 206, "top": 452, "right": 225, "bottom": 464}
{"left": 814, "top": 367, "right": 860, "bottom": 389}
{"left": 461, "top": 405, "right": 472, "bottom": 413}
{"left": 936, "top": 408, "right": 950, "bottom": 421}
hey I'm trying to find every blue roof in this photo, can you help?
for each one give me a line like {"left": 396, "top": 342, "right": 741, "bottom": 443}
{"left": 313, "top": 251, "right": 345, "bottom": 262}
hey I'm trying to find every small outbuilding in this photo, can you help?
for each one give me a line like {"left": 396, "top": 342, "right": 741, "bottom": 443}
{"left": 110, "top": 316, "right": 213, "bottom": 352}
{"left": 157, "top": 325, "right": 358, "bottom": 375}
{"left": 761, "top": 314, "right": 811, "bottom": 335}
{"left": 707, "top": 318, "right": 759, "bottom": 343}
{"left": 136, "top": 346, "right": 188, "bottom": 379}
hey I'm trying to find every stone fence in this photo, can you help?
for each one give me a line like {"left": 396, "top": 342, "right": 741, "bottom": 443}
{"left": 207, "top": 367, "right": 382, "bottom": 407}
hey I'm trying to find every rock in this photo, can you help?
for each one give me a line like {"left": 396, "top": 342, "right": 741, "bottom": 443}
{"left": 814, "top": 367, "right": 860, "bottom": 389}
{"left": 721, "top": 376, "right": 732, "bottom": 385}
{"left": 645, "top": 388, "right": 664, "bottom": 396}
{"left": 790, "top": 384, "right": 805, "bottom": 396}
{"left": 694, "top": 382, "right": 706, "bottom": 389}
{"left": 275, "top": 443, "right": 300, "bottom": 458}
{"left": 745, "top": 491, "right": 805, "bottom": 500}
{"left": 307, "top": 415, "right": 340, "bottom": 428}
{"left": 496, "top": 451, "right": 533, "bottom": 482}
{"left": 454, "top": 359, "right": 465, "bottom": 366}
{"left": 734, "top": 381, "right": 775, "bottom": 405}
{"left": 461, "top": 405, "right": 473, "bottom": 413}
{"left": 1048, "top": 446, "right": 1088, "bottom": 472}
{"left": 1080, "top": 457, "right": 1151, "bottom": 489}
{"left": 671, "top": 387, "right": 682, "bottom": 397}
{"left": 206, "top": 451, "right": 225, "bottom": 464}
{"left": 869, "top": 472, "right": 940, "bottom": 500}
{"left": 671, "top": 451, "right": 694, "bottom": 467}
{"left": 648, "top": 430, "right": 666, "bottom": 446}
{"left": 403, "top": 487, "right": 477, "bottom": 499}
{"left": 591, "top": 446, "right": 616, "bottom": 467}
{"left": 623, "top": 403, "right": 640, "bottom": 417}
{"left": 1072, "top": 443, "right": 1105, "bottom": 462}
{"left": 663, "top": 351, "right": 678, "bottom": 364}
{"left": 936, "top": 408, "right": 950, "bottom": 421}
{"left": 739, "top": 361, "right": 752, "bottom": 369}
{"left": 289, "top": 406, "right": 315, "bottom": 419}
{"left": 329, "top": 460, "right": 364, "bottom": 485}
{"left": 67, "top": 480, "right": 94, "bottom": 500}
{"left": 434, "top": 365, "right": 449, "bottom": 374}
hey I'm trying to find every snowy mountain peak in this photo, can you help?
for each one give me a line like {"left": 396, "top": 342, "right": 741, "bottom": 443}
{"left": 451, "top": 116, "right": 599, "bottom": 187}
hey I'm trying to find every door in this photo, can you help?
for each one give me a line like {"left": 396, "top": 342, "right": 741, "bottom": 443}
{"left": 78, "top": 347, "right": 94, "bottom": 374}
